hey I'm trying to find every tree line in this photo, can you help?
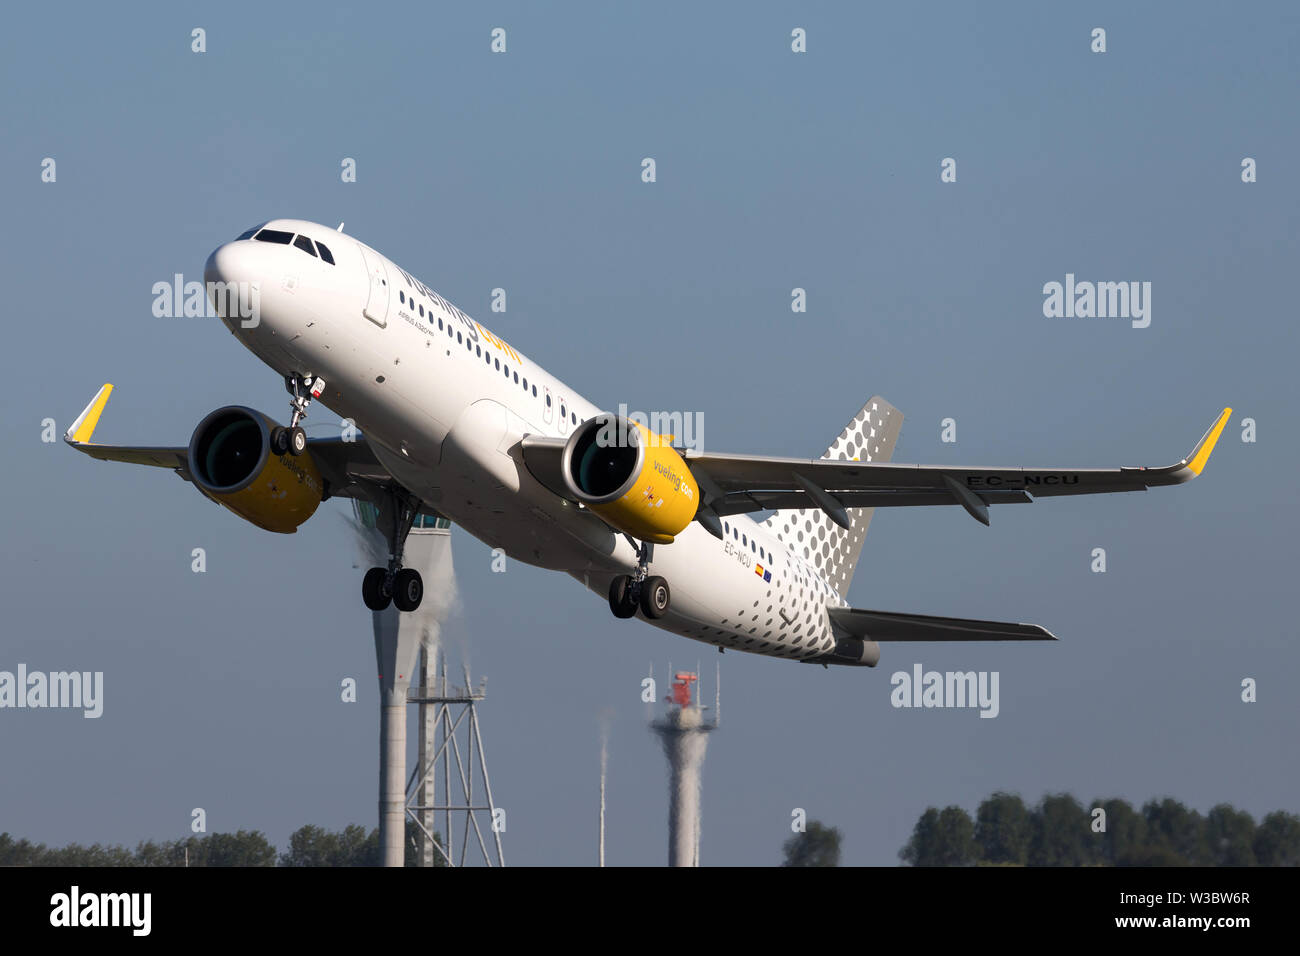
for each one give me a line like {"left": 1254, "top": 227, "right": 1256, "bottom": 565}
{"left": 0, "top": 822, "right": 446, "bottom": 867}
{"left": 899, "top": 793, "right": 1300, "bottom": 866}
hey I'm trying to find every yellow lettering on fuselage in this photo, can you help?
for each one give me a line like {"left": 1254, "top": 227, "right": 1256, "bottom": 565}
{"left": 476, "top": 323, "right": 522, "bottom": 363}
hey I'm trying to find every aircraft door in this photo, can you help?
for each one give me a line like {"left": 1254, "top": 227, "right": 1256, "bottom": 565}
{"left": 542, "top": 385, "right": 554, "bottom": 425}
{"left": 558, "top": 395, "right": 569, "bottom": 434}
{"left": 357, "top": 243, "right": 389, "bottom": 327}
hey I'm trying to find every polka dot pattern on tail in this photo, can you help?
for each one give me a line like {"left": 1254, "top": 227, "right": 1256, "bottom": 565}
{"left": 762, "top": 396, "right": 903, "bottom": 599}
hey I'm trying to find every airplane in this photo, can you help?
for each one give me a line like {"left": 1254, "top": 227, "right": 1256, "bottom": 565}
{"left": 65, "top": 219, "right": 1230, "bottom": 667}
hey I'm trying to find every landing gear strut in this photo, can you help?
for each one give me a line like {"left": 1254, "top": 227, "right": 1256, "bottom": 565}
{"left": 271, "top": 372, "right": 324, "bottom": 457}
{"left": 608, "top": 540, "right": 671, "bottom": 620}
{"left": 361, "top": 487, "right": 424, "bottom": 613}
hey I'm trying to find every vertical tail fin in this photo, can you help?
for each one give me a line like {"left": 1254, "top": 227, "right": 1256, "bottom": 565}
{"left": 762, "top": 396, "right": 903, "bottom": 598}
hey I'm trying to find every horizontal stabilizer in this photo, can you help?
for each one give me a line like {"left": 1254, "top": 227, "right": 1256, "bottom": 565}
{"left": 828, "top": 606, "right": 1057, "bottom": 642}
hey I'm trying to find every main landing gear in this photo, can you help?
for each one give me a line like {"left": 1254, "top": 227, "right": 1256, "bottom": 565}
{"left": 608, "top": 540, "right": 671, "bottom": 620}
{"left": 270, "top": 372, "right": 324, "bottom": 457}
{"left": 361, "top": 488, "right": 424, "bottom": 613}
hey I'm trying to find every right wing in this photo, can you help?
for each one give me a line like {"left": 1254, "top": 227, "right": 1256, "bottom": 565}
{"left": 63, "top": 383, "right": 398, "bottom": 503}
{"left": 686, "top": 404, "right": 1232, "bottom": 527}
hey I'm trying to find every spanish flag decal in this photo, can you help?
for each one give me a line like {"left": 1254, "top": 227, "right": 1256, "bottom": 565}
{"left": 755, "top": 564, "right": 772, "bottom": 583}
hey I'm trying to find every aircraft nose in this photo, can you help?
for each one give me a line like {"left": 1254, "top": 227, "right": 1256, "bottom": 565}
{"left": 204, "top": 241, "right": 264, "bottom": 328}
{"left": 204, "top": 241, "right": 259, "bottom": 287}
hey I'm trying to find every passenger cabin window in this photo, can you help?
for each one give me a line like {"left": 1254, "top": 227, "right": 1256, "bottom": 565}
{"left": 254, "top": 229, "right": 294, "bottom": 245}
{"left": 293, "top": 235, "right": 317, "bottom": 257}
{"left": 532, "top": 385, "right": 537, "bottom": 397}
{"left": 316, "top": 241, "right": 335, "bottom": 265}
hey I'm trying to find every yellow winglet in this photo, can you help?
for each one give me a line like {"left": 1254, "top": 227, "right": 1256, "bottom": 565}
{"left": 1185, "top": 406, "right": 1232, "bottom": 476}
{"left": 66, "top": 384, "right": 114, "bottom": 444}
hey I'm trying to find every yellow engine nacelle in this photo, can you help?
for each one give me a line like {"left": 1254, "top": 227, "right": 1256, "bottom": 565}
{"left": 187, "top": 406, "right": 324, "bottom": 534}
{"left": 561, "top": 414, "right": 699, "bottom": 544}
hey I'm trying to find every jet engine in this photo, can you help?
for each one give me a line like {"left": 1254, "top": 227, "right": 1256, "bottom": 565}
{"left": 187, "top": 406, "right": 324, "bottom": 533}
{"left": 561, "top": 413, "right": 699, "bottom": 543}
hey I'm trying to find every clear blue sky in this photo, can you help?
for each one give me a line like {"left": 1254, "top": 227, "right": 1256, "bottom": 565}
{"left": 1, "top": 1, "right": 1296, "bottom": 865}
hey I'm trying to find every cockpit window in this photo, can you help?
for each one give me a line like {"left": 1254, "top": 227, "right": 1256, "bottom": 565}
{"left": 236, "top": 221, "right": 268, "bottom": 240}
{"left": 240, "top": 225, "right": 335, "bottom": 264}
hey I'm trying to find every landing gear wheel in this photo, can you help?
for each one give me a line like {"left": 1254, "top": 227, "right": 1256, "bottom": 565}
{"left": 393, "top": 568, "right": 423, "bottom": 612}
{"left": 362, "top": 567, "right": 392, "bottom": 611}
{"left": 271, "top": 426, "right": 290, "bottom": 456}
{"left": 608, "top": 575, "right": 639, "bottom": 619}
{"left": 283, "top": 372, "right": 317, "bottom": 449}
{"left": 639, "top": 575, "right": 671, "bottom": 619}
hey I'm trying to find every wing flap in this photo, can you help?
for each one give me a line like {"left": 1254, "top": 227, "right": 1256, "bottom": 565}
{"left": 710, "top": 488, "right": 1032, "bottom": 515}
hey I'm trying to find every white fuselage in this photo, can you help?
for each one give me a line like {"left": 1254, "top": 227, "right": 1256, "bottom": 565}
{"left": 205, "top": 219, "right": 843, "bottom": 662}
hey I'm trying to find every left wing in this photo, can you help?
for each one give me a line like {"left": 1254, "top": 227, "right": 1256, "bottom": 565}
{"left": 686, "top": 406, "right": 1231, "bottom": 527}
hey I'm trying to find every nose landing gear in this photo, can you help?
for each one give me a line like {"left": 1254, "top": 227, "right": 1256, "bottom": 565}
{"left": 360, "top": 488, "right": 424, "bottom": 613}
{"left": 270, "top": 372, "right": 325, "bottom": 457}
{"left": 607, "top": 540, "right": 672, "bottom": 620}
